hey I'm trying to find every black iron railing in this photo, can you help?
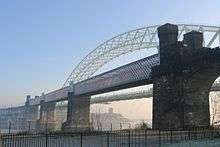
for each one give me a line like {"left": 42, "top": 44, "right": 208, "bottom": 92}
{"left": 1, "top": 129, "right": 220, "bottom": 147}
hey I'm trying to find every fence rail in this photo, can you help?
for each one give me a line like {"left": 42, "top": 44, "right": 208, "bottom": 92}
{"left": 1, "top": 129, "right": 220, "bottom": 147}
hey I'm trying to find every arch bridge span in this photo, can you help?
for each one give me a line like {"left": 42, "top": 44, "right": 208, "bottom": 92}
{"left": 30, "top": 24, "right": 220, "bottom": 105}
{"left": 64, "top": 24, "right": 220, "bottom": 86}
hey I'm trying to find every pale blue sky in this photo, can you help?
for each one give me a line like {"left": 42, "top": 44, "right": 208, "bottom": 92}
{"left": 0, "top": 0, "right": 220, "bottom": 106}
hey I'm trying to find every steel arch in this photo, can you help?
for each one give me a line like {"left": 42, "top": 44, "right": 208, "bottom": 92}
{"left": 63, "top": 24, "right": 220, "bottom": 87}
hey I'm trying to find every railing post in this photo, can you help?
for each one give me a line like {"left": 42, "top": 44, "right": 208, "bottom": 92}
{"left": 45, "top": 133, "right": 48, "bottom": 147}
{"left": 211, "top": 129, "right": 214, "bottom": 140}
{"left": 188, "top": 129, "right": 190, "bottom": 140}
{"left": 107, "top": 132, "right": 109, "bottom": 147}
{"left": 159, "top": 130, "right": 161, "bottom": 146}
{"left": 195, "top": 128, "right": 197, "bottom": 140}
{"left": 0, "top": 132, "right": 2, "bottom": 147}
{"left": 80, "top": 133, "right": 83, "bottom": 147}
{"left": 128, "top": 130, "right": 131, "bottom": 147}
{"left": 145, "top": 129, "right": 147, "bottom": 147}
{"left": 170, "top": 130, "right": 173, "bottom": 144}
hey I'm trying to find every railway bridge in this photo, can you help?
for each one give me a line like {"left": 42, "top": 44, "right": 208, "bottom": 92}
{"left": 0, "top": 23, "right": 220, "bottom": 132}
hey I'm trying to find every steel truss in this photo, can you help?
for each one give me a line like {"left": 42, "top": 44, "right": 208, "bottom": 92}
{"left": 64, "top": 24, "right": 220, "bottom": 87}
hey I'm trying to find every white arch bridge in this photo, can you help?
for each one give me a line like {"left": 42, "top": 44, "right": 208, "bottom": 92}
{"left": 28, "top": 24, "right": 220, "bottom": 105}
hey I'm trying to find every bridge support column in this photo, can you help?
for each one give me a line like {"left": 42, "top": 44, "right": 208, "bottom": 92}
{"left": 45, "top": 102, "right": 57, "bottom": 131}
{"left": 153, "top": 71, "right": 185, "bottom": 130}
{"left": 28, "top": 105, "right": 39, "bottom": 131}
{"left": 152, "top": 23, "right": 211, "bottom": 130}
{"left": 36, "top": 100, "right": 46, "bottom": 132}
{"left": 62, "top": 92, "right": 90, "bottom": 132}
{"left": 24, "top": 95, "right": 39, "bottom": 131}
{"left": 153, "top": 69, "right": 212, "bottom": 130}
{"left": 36, "top": 100, "right": 56, "bottom": 132}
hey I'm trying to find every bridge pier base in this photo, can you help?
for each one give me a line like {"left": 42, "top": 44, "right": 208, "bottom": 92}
{"left": 153, "top": 69, "right": 213, "bottom": 130}
{"left": 24, "top": 96, "right": 39, "bottom": 132}
{"left": 62, "top": 92, "right": 90, "bottom": 132}
{"left": 36, "top": 100, "right": 56, "bottom": 132}
{"left": 153, "top": 72, "right": 184, "bottom": 130}
{"left": 26, "top": 106, "right": 39, "bottom": 131}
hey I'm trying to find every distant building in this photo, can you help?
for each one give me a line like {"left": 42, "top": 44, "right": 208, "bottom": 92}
{"left": 54, "top": 105, "right": 152, "bottom": 131}
{"left": 91, "top": 108, "right": 131, "bottom": 130}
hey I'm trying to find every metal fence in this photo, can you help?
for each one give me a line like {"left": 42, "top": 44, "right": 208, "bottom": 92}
{"left": 1, "top": 129, "right": 220, "bottom": 147}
